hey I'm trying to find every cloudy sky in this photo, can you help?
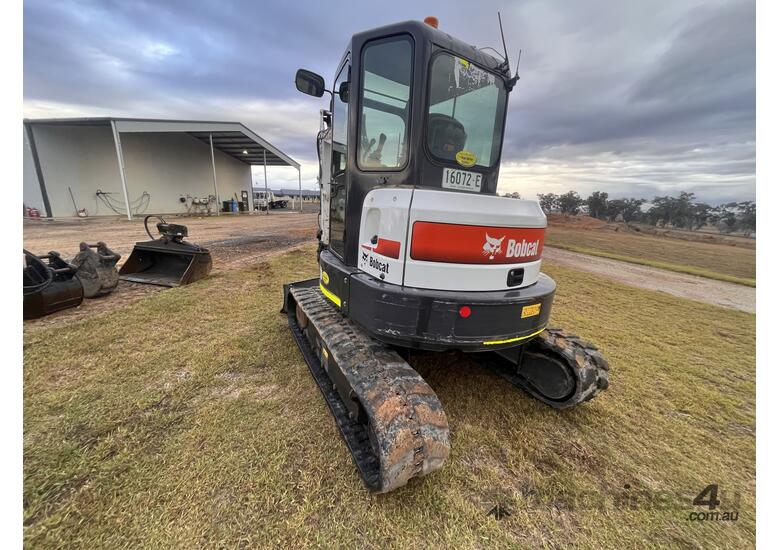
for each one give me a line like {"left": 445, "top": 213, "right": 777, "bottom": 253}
{"left": 23, "top": 0, "right": 755, "bottom": 204}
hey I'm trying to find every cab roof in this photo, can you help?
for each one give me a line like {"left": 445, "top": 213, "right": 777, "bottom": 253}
{"left": 350, "top": 20, "right": 508, "bottom": 76}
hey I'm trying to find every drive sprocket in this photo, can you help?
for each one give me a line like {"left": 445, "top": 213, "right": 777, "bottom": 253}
{"left": 488, "top": 328, "right": 609, "bottom": 409}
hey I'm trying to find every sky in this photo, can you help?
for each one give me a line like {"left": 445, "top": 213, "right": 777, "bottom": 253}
{"left": 23, "top": 0, "right": 755, "bottom": 204}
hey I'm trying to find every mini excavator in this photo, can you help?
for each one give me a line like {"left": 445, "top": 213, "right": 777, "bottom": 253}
{"left": 284, "top": 17, "right": 609, "bottom": 493}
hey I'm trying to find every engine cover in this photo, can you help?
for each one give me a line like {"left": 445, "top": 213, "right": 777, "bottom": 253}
{"left": 357, "top": 188, "right": 547, "bottom": 292}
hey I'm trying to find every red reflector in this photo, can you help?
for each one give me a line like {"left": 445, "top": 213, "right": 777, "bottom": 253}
{"left": 459, "top": 305, "right": 472, "bottom": 318}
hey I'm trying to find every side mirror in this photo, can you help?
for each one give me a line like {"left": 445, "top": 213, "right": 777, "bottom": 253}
{"left": 338, "top": 81, "right": 349, "bottom": 103}
{"left": 295, "top": 69, "right": 325, "bottom": 97}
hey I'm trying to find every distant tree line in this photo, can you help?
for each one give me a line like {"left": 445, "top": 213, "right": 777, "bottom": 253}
{"left": 534, "top": 190, "right": 755, "bottom": 235}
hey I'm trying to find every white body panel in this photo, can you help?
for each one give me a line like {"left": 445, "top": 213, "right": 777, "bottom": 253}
{"left": 404, "top": 258, "right": 542, "bottom": 292}
{"left": 409, "top": 189, "right": 546, "bottom": 229}
{"left": 403, "top": 190, "right": 546, "bottom": 291}
{"left": 357, "top": 188, "right": 413, "bottom": 285}
{"left": 355, "top": 188, "right": 547, "bottom": 292}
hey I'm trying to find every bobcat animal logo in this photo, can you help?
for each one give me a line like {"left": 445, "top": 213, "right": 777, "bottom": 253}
{"left": 482, "top": 233, "right": 505, "bottom": 260}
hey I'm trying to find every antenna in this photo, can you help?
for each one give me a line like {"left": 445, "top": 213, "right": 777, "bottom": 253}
{"left": 497, "top": 12, "right": 520, "bottom": 91}
{"left": 497, "top": 12, "right": 510, "bottom": 70}
{"left": 514, "top": 49, "right": 522, "bottom": 77}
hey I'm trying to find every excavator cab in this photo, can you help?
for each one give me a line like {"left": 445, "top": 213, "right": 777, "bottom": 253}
{"left": 296, "top": 19, "right": 515, "bottom": 268}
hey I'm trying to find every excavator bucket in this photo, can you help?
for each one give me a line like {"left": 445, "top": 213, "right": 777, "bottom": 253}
{"left": 70, "top": 241, "right": 121, "bottom": 297}
{"left": 23, "top": 250, "right": 84, "bottom": 320}
{"left": 119, "top": 216, "right": 212, "bottom": 287}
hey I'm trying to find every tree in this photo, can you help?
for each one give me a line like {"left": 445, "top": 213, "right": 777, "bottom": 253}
{"left": 605, "top": 200, "right": 624, "bottom": 222}
{"left": 711, "top": 203, "right": 739, "bottom": 233}
{"left": 585, "top": 191, "right": 609, "bottom": 219}
{"left": 736, "top": 201, "right": 756, "bottom": 235}
{"left": 621, "top": 198, "right": 645, "bottom": 223}
{"left": 557, "top": 191, "right": 583, "bottom": 215}
{"left": 691, "top": 203, "right": 712, "bottom": 230}
{"left": 537, "top": 193, "right": 558, "bottom": 213}
{"left": 646, "top": 192, "right": 701, "bottom": 229}
{"left": 647, "top": 196, "right": 674, "bottom": 227}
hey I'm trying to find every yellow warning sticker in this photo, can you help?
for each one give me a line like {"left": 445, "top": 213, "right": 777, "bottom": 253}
{"left": 458, "top": 58, "right": 470, "bottom": 69}
{"left": 521, "top": 303, "right": 541, "bottom": 318}
{"left": 455, "top": 150, "right": 477, "bottom": 167}
{"left": 321, "top": 270, "right": 330, "bottom": 285}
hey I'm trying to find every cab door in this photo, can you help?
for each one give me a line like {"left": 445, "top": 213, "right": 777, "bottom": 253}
{"left": 328, "top": 59, "right": 350, "bottom": 259}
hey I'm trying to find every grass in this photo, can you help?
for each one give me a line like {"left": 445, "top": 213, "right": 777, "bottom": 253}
{"left": 24, "top": 246, "right": 755, "bottom": 548}
{"left": 545, "top": 226, "right": 756, "bottom": 286}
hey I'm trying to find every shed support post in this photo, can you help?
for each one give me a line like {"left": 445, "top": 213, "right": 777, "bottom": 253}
{"left": 263, "top": 150, "right": 269, "bottom": 215}
{"left": 209, "top": 133, "right": 220, "bottom": 215}
{"left": 298, "top": 167, "right": 303, "bottom": 212}
{"left": 247, "top": 164, "right": 254, "bottom": 213}
{"left": 24, "top": 122, "right": 52, "bottom": 218}
{"left": 110, "top": 120, "right": 132, "bottom": 221}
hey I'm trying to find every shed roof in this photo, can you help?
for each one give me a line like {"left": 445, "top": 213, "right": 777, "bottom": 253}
{"left": 23, "top": 117, "right": 299, "bottom": 169}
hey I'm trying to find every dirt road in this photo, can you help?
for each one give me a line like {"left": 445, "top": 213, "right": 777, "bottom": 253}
{"left": 23, "top": 211, "right": 319, "bottom": 268}
{"left": 544, "top": 247, "right": 755, "bottom": 313}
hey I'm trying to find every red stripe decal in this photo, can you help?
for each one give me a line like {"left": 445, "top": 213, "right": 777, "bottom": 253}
{"left": 411, "top": 222, "right": 545, "bottom": 264}
{"left": 362, "top": 238, "right": 401, "bottom": 259}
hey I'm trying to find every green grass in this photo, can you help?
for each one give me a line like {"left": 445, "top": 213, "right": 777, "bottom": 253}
{"left": 546, "top": 226, "right": 756, "bottom": 286}
{"left": 549, "top": 243, "right": 756, "bottom": 287}
{"left": 24, "top": 247, "right": 756, "bottom": 548}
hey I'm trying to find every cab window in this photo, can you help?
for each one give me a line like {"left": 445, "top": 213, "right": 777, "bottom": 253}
{"left": 427, "top": 53, "right": 507, "bottom": 168}
{"left": 358, "top": 36, "right": 412, "bottom": 171}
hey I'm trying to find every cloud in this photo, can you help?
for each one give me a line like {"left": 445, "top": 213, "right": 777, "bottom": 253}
{"left": 23, "top": 0, "right": 755, "bottom": 203}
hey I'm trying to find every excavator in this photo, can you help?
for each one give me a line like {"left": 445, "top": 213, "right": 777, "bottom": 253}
{"left": 284, "top": 17, "right": 609, "bottom": 493}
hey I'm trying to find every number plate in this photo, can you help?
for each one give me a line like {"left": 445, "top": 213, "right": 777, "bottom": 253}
{"left": 442, "top": 168, "right": 482, "bottom": 192}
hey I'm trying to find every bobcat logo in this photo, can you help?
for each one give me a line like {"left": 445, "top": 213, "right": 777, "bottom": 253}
{"left": 482, "top": 233, "right": 505, "bottom": 260}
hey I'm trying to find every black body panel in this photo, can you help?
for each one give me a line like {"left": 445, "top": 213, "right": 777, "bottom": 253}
{"left": 349, "top": 271, "right": 555, "bottom": 351}
{"left": 317, "top": 249, "right": 554, "bottom": 352}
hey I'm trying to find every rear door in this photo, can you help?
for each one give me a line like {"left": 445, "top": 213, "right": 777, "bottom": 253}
{"left": 403, "top": 189, "right": 547, "bottom": 291}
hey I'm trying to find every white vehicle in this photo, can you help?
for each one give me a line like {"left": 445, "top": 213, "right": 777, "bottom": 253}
{"left": 253, "top": 190, "right": 288, "bottom": 210}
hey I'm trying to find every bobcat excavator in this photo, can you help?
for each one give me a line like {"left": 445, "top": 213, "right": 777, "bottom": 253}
{"left": 284, "top": 17, "right": 609, "bottom": 493}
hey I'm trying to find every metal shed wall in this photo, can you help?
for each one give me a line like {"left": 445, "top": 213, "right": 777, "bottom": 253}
{"left": 120, "top": 132, "right": 250, "bottom": 214}
{"left": 29, "top": 124, "right": 123, "bottom": 218}
{"left": 24, "top": 124, "right": 252, "bottom": 217}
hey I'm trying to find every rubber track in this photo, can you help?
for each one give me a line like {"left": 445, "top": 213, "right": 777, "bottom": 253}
{"left": 489, "top": 327, "right": 610, "bottom": 409}
{"left": 288, "top": 286, "right": 450, "bottom": 493}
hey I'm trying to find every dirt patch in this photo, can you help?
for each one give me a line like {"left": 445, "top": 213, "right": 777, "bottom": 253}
{"left": 547, "top": 213, "right": 607, "bottom": 230}
{"left": 635, "top": 225, "right": 756, "bottom": 249}
{"left": 544, "top": 247, "right": 755, "bottom": 313}
{"left": 547, "top": 213, "right": 755, "bottom": 249}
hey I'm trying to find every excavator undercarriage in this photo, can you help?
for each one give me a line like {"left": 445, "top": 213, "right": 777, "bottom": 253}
{"left": 284, "top": 280, "right": 608, "bottom": 492}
